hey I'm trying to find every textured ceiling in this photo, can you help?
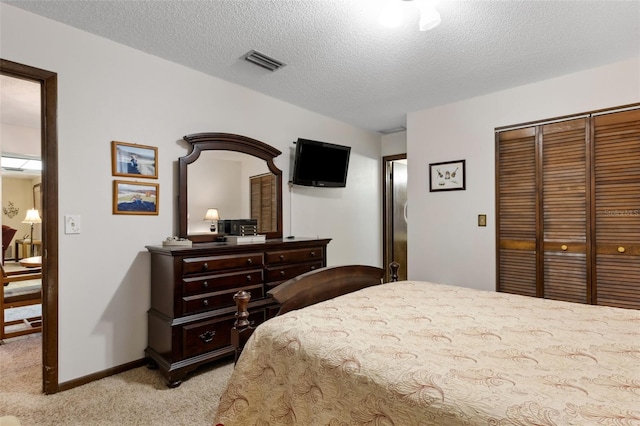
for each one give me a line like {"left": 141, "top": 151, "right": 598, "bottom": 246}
{"left": 3, "top": 0, "right": 640, "bottom": 133}
{"left": 0, "top": 75, "right": 40, "bottom": 129}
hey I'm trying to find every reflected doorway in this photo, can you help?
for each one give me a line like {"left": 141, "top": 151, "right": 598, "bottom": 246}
{"left": 383, "top": 154, "right": 407, "bottom": 281}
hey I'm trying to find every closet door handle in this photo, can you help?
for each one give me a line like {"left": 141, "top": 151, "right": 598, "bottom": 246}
{"left": 618, "top": 246, "right": 626, "bottom": 253}
{"left": 561, "top": 245, "right": 568, "bottom": 251}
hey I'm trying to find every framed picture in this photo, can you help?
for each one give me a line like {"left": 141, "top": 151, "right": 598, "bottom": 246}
{"left": 429, "top": 159, "right": 466, "bottom": 192}
{"left": 113, "top": 180, "right": 159, "bottom": 215}
{"left": 111, "top": 141, "right": 158, "bottom": 179}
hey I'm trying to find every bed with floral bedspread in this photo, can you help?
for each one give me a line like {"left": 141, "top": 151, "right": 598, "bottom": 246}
{"left": 215, "top": 280, "right": 640, "bottom": 425}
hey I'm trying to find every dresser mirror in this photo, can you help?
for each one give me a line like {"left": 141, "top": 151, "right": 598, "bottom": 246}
{"left": 179, "top": 133, "right": 283, "bottom": 242}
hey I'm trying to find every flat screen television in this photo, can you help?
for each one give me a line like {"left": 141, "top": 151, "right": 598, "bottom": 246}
{"left": 292, "top": 138, "right": 351, "bottom": 187}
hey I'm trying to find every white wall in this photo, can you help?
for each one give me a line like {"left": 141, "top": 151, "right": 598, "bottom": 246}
{"left": 381, "top": 131, "right": 407, "bottom": 157}
{"left": 1, "top": 123, "right": 40, "bottom": 157}
{"left": 1, "top": 4, "right": 382, "bottom": 383}
{"left": 2, "top": 177, "right": 40, "bottom": 249}
{"left": 407, "top": 58, "right": 640, "bottom": 291}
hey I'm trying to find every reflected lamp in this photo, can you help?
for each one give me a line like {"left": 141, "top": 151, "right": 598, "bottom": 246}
{"left": 204, "top": 208, "right": 220, "bottom": 232}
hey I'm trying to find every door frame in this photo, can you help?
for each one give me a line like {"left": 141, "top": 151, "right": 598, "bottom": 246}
{"left": 382, "top": 153, "right": 407, "bottom": 282}
{"left": 1, "top": 59, "right": 59, "bottom": 394}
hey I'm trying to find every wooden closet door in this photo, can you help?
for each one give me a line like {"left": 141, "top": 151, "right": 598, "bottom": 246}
{"left": 541, "top": 119, "right": 590, "bottom": 303}
{"left": 593, "top": 109, "right": 640, "bottom": 309}
{"left": 251, "top": 174, "right": 277, "bottom": 233}
{"left": 496, "top": 127, "right": 537, "bottom": 296}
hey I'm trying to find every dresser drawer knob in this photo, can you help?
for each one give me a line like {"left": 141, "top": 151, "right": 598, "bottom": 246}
{"left": 203, "top": 299, "right": 209, "bottom": 306}
{"left": 618, "top": 246, "right": 626, "bottom": 253}
{"left": 203, "top": 281, "right": 209, "bottom": 288}
{"left": 247, "top": 258, "right": 253, "bottom": 264}
{"left": 199, "top": 330, "right": 215, "bottom": 343}
{"left": 246, "top": 275, "right": 252, "bottom": 281}
{"left": 561, "top": 245, "right": 568, "bottom": 251}
{"left": 310, "top": 266, "right": 316, "bottom": 270}
{"left": 280, "top": 270, "right": 285, "bottom": 276}
{"left": 279, "top": 254, "right": 284, "bottom": 260}
{"left": 310, "top": 251, "right": 316, "bottom": 257}
{"left": 202, "top": 263, "right": 209, "bottom": 270}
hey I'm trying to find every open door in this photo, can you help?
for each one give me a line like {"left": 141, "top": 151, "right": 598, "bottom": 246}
{"left": 383, "top": 154, "right": 407, "bottom": 281}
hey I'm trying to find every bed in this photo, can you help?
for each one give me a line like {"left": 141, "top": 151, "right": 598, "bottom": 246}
{"left": 215, "top": 265, "right": 640, "bottom": 425}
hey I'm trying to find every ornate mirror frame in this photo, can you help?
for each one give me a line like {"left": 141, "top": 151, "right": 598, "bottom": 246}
{"left": 179, "top": 133, "right": 283, "bottom": 242}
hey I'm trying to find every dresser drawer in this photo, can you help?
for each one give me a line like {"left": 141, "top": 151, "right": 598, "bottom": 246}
{"left": 182, "top": 253, "right": 263, "bottom": 275}
{"left": 182, "top": 309, "right": 267, "bottom": 359}
{"left": 182, "top": 269, "right": 263, "bottom": 297}
{"left": 265, "top": 247, "right": 324, "bottom": 265}
{"left": 182, "top": 284, "right": 264, "bottom": 315}
{"left": 265, "top": 261, "right": 324, "bottom": 285}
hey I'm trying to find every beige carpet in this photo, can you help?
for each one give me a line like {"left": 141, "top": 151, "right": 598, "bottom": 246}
{"left": 0, "top": 334, "right": 234, "bottom": 425}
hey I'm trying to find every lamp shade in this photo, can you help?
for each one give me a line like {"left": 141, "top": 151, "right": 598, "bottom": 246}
{"left": 22, "top": 208, "right": 42, "bottom": 224}
{"left": 204, "top": 208, "right": 219, "bottom": 221}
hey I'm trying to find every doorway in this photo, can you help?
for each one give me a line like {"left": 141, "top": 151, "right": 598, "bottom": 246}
{"left": 0, "top": 59, "right": 59, "bottom": 394}
{"left": 383, "top": 154, "right": 407, "bottom": 281}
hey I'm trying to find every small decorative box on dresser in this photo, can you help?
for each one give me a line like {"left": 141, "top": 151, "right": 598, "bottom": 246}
{"left": 145, "top": 237, "right": 330, "bottom": 387}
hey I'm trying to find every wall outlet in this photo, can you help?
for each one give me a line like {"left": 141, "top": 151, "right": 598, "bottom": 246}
{"left": 65, "top": 215, "right": 81, "bottom": 234}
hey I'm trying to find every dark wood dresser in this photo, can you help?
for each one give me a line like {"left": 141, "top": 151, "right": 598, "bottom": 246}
{"left": 145, "top": 237, "right": 330, "bottom": 387}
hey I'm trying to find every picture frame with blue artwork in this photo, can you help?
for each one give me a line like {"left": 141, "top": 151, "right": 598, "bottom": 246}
{"left": 111, "top": 141, "right": 158, "bottom": 179}
{"left": 113, "top": 180, "right": 159, "bottom": 215}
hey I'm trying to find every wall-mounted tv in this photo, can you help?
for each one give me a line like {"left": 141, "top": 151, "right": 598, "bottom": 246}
{"left": 292, "top": 138, "right": 351, "bottom": 187}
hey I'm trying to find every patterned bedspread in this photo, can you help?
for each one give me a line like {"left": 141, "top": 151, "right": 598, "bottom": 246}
{"left": 214, "top": 281, "right": 640, "bottom": 425}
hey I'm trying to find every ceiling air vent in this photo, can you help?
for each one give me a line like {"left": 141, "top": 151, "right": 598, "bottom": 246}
{"left": 243, "top": 49, "right": 286, "bottom": 72}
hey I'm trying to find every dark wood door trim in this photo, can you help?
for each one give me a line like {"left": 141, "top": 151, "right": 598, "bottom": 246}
{"left": 1, "top": 58, "right": 59, "bottom": 394}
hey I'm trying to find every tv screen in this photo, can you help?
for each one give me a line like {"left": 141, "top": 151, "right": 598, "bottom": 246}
{"left": 292, "top": 138, "right": 351, "bottom": 187}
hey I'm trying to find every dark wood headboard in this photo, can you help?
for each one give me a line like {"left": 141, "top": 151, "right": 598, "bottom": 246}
{"left": 231, "top": 262, "right": 399, "bottom": 362}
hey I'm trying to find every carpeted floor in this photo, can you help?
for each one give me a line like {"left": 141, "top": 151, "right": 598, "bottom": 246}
{"left": 0, "top": 334, "right": 235, "bottom": 425}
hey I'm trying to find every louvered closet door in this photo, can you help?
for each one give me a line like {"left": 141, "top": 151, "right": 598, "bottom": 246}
{"left": 250, "top": 174, "right": 277, "bottom": 233}
{"left": 541, "top": 119, "right": 589, "bottom": 303}
{"left": 593, "top": 109, "right": 640, "bottom": 309}
{"left": 497, "top": 127, "right": 537, "bottom": 296}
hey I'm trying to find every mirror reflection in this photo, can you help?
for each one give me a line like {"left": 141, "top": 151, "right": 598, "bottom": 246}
{"left": 186, "top": 151, "right": 277, "bottom": 236}
{"left": 179, "top": 132, "right": 283, "bottom": 242}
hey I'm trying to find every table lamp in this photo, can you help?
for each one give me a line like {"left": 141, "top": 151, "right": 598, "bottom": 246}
{"left": 203, "top": 208, "right": 219, "bottom": 232}
{"left": 22, "top": 208, "right": 42, "bottom": 257}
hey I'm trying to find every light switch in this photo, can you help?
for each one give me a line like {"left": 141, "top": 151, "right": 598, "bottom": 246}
{"left": 478, "top": 214, "right": 487, "bottom": 227}
{"left": 65, "top": 215, "right": 81, "bottom": 234}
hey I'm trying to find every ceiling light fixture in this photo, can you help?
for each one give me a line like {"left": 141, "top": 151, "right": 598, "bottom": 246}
{"left": 1, "top": 156, "right": 42, "bottom": 172}
{"left": 379, "top": 0, "right": 441, "bottom": 31}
